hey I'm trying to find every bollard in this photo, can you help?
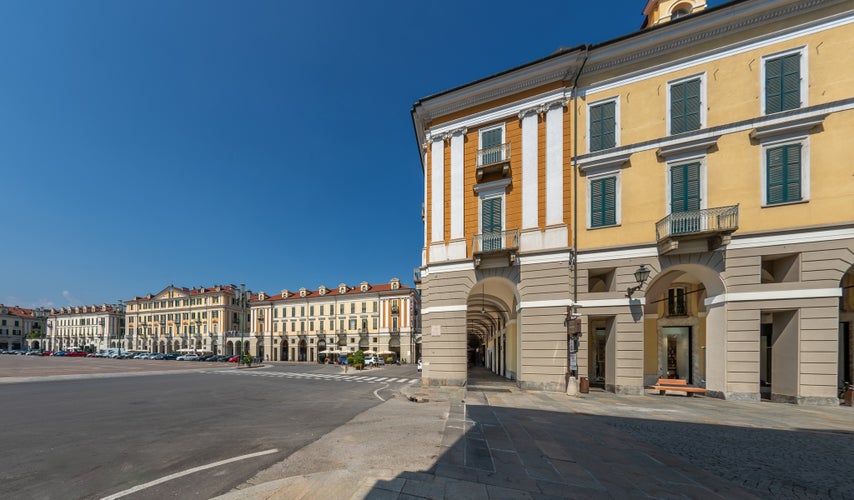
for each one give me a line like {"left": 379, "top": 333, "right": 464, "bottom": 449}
{"left": 566, "top": 376, "right": 578, "bottom": 396}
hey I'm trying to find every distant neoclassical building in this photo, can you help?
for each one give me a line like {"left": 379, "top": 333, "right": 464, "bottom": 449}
{"left": 249, "top": 278, "right": 420, "bottom": 363}
{"left": 124, "top": 284, "right": 248, "bottom": 356}
{"left": 412, "top": 0, "right": 854, "bottom": 404}
{"left": 46, "top": 304, "right": 124, "bottom": 352}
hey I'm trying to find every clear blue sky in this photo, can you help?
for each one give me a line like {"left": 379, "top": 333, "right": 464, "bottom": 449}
{"left": 1, "top": 0, "right": 724, "bottom": 308}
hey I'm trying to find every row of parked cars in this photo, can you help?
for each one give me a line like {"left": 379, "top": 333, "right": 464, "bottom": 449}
{"left": 2, "top": 349, "right": 244, "bottom": 362}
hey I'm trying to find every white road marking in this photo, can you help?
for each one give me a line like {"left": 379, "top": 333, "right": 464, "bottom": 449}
{"left": 100, "top": 448, "right": 279, "bottom": 500}
{"left": 373, "top": 384, "right": 390, "bottom": 401}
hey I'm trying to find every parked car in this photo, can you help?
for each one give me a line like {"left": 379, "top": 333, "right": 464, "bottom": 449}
{"left": 161, "top": 353, "right": 180, "bottom": 360}
{"left": 41, "top": 350, "right": 53, "bottom": 356}
{"left": 417, "top": 359, "right": 422, "bottom": 372}
{"left": 52, "top": 351, "right": 67, "bottom": 356}
{"left": 227, "top": 355, "right": 240, "bottom": 363}
{"left": 66, "top": 351, "right": 87, "bottom": 357}
{"left": 177, "top": 354, "right": 200, "bottom": 361}
{"left": 364, "top": 355, "right": 378, "bottom": 367}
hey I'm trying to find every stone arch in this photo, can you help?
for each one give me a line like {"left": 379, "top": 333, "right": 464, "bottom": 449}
{"left": 641, "top": 258, "right": 728, "bottom": 394}
{"left": 467, "top": 275, "right": 520, "bottom": 382}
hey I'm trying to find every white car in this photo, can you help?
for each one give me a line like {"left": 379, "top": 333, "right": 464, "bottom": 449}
{"left": 364, "top": 355, "right": 378, "bottom": 367}
{"left": 177, "top": 354, "right": 200, "bottom": 361}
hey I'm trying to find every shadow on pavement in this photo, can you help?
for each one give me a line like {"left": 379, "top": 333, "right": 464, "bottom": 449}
{"left": 366, "top": 398, "right": 854, "bottom": 499}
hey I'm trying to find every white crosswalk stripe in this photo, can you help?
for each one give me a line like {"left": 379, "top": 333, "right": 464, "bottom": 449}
{"left": 204, "top": 370, "right": 419, "bottom": 385}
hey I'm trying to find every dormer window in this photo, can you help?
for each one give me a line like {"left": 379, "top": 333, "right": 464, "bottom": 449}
{"left": 360, "top": 281, "right": 369, "bottom": 292}
{"left": 671, "top": 5, "right": 691, "bottom": 19}
{"left": 281, "top": 289, "right": 289, "bottom": 298}
{"left": 319, "top": 286, "right": 327, "bottom": 296}
{"left": 390, "top": 278, "right": 400, "bottom": 290}
{"left": 299, "top": 288, "right": 307, "bottom": 298}
{"left": 339, "top": 283, "right": 348, "bottom": 294}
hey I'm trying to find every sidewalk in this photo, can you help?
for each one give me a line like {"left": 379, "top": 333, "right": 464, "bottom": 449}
{"left": 216, "top": 372, "right": 854, "bottom": 500}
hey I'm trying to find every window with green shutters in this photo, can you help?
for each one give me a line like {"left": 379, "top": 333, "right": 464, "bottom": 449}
{"left": 670, "top": 163, "right": 701, "bottom": 213}
{"left": 589, "top": 100, "right": 616, "bottom": 152}
{"left": 765, "top": 52, "right": 801, "bottom": 114}
{"left": 670, "top": 78, "right": 701, "bottom": 134}
{"left": 481, "top": 196, "right": 503, "bottom": 251}
{"left": 480, "top": 126, "right": 504, "bottom": 164}
{"left": 590, "top": 177, "right": 617, "bottom": 228}
{"left": 670, "top": 162, "right": 701, "bottom": 234}
{"left": 766, "top": 144, "right": 801, "bottom": 205}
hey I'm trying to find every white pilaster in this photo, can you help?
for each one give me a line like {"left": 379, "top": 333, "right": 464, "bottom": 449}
{"left": 430, "top": 138, "right": 444, "bottom": 244}
{"left": 450, "top": 129, "right": 466, "bottom": 240}
{"left": 545, "top": 103, "right": 564, "bottom": 226}
{"left": 520, "top": 110, "right": 538, "bottom": 229}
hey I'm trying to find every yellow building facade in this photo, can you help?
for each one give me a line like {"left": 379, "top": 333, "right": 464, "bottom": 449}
{"left": 248, "top": 279, "right": 419, "bottom": 363}
{"left": 413, "top": 0, "right": 854, "bottom": 403}
{"left": 125, "top": 284, "right": 248, "bottom": 356}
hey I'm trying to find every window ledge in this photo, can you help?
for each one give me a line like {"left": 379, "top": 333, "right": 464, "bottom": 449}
{"left": 761, "top": 198, "right": 808, "bottom": 209}
{"left": 750, "top": 113, "right": 827, "bottom": 140}
{"left": 656, "top": 135, "right": 720, "bottom": 159}
{"left": 577, "top": 151, "right": 632, "bottom": 173}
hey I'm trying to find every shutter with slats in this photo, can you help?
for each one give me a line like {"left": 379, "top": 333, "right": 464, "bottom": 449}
{"left": 481, "top": 128, "right": 503, "bottom": 164}
{"left": 590, "top": 102, "right": 615, "bottom": 152}
{"left": 590, "top": 177, "right": 616, "bottom": 228}
{"left": 481, "top": 197, "right": 503, "bottom": 251}
{"left": 766, "top": 144, "right": 801, "bottom": 204}
{"left": 671, "top": 79, "right": 701, "bottom": 134}
{"left": 670, "top": 163, "right": 701, "bottom": 234}
{"left": 766, "top": 53, "right": 800, "bottom": 114}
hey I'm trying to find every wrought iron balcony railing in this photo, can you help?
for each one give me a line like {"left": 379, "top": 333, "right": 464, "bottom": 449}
{"left": 476, "top": 143, "right": 511, "bottom": 181}
{"left": 655, "top": 205, "right": 739, "bottom": 254}
{"left": 472, "top": 229, "right": 519, "bottom": 267}
{"left": 477, "top": 143, "right": 510, "bottom": 167}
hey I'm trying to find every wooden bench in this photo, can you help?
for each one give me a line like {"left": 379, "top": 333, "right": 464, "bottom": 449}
{"left": 647, "top": 378, "right": 708, "bottom": 397}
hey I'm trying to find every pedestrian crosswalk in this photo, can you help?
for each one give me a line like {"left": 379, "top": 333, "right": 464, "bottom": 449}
{"left": 205, "top": 370, "right": 419, "bottom": 385}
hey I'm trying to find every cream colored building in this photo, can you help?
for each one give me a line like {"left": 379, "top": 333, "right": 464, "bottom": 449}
{"left": 0, "top": 305, "right": 40, "bottom": 351}
{"left": 125, "top": 285, "right": 249, "bottom": 355}
{"left": 412, "top": 0, "right": 854, "bottom": 403}
{"left": 248, "top": 278, "right": 419, "bottom": 363}
{"left": 46, "top": 304, "right": 124, "bottom": 352}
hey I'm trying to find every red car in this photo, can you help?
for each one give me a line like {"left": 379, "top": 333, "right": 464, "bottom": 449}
{"left": 66, "top": 351, "right": 88, "bottom": 357}
{"left": 227, "top": 355, "right": 240, "bottom": 363}
{"left": 41, "top": 350, "right": 53, "bottom": 356}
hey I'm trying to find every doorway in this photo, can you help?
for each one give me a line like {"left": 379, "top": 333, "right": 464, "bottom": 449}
{"left": 660, "top": 326, "right": 692, "bottom": 382}
{"left": 760, "top": 323, "right": 773, "bottom": 400}
{"left": 589, "top": 327, "right": 607, "bottom": 388}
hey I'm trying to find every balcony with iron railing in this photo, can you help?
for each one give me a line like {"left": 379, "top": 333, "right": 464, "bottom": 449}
{"left": 472, "top": 229, "right": 519, "bottom": 267}
{"left": 389, "top": 328, "right": 400, "bottom": 339}
{"left": 391, "top": 304, "right": 399, "bottom": 314}
{"left": 655, "top": 205, "right": 739, "bottom": 255}
{"left": 476, "top": 143, "right": 511, "bottom": 181}
{"left": 358, "top": 328, "right": 369, "bottom": 338}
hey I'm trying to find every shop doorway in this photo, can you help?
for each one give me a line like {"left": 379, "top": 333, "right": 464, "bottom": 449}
{"left": 589, "top": 327, "right": 607, "bottom": 388}
{"left": 660, "top": 326, "right": 692, "bottom": 382}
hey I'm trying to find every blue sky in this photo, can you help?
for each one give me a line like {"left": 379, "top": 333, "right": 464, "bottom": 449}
{"left": 1, "top": 0, "right": 724, "bottom": 308}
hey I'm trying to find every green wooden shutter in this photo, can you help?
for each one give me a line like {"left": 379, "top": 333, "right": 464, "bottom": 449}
{"left": 766, "top": 53, "right": 800, "bottom": 114}
{"left": 481, "top": 128, "right": 503, "bottom": 164}
{"left": 589, "top": 101, "right": 615, "bottom": 152}
{"left": 481, "top": 197, "right": 503, "bottom": 251}
{"left": 671, "top": 78, "right": 701, "bottom": 134}
{"left": 671, "top": 163, "right": 701, "bottom": 234}
{"left": 671, "top": 163, "right": 700, "bottom": 213}
{"left": 766, "top": 144, "right": 801, "bottom": 204}
{"left": 590, "top": 177, "right": 616, "bottom": 228}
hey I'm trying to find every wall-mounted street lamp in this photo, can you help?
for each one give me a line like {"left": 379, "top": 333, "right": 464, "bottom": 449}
{"left": 626, "top": 265, "right": 651, "bottom": 298}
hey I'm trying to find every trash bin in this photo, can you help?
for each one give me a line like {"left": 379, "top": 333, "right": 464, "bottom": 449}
{"left": 845, "top": 387, "right": 853, "bottom": 406}
{"left": 580, "top": 377, "right": 590, "bottom": 394}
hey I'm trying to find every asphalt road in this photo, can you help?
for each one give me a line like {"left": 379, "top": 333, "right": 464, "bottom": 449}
{"left": 0, "top": 363, "right": 419, "bottom": 499}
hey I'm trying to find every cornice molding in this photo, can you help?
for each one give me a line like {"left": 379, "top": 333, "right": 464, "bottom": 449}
{"left": 583, "top": 0, "right": 843, "bottom": 78}
{"left": 414, "top": 51, "right": 584, "bottom": 126}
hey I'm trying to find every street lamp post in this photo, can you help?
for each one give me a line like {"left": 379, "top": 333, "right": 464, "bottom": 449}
{"left": 115, "top": 300, "right": 125, "bottom": 357}
{"left": 234, "top": 283, "right": 246, "bottom": 365}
